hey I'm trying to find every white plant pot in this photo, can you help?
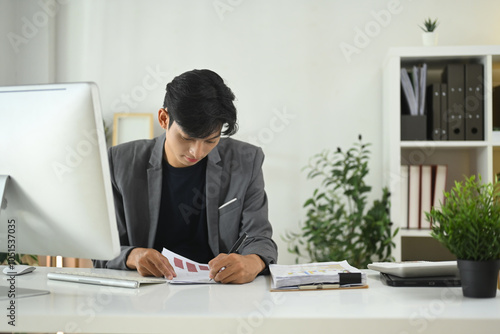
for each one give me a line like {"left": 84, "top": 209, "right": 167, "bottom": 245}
{"left": 422, "top": 32, "right": 438, "bottom": 46}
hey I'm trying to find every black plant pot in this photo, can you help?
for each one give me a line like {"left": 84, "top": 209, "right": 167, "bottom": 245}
{"left": 457, "top": 259, "right": 500, "bottom": 298}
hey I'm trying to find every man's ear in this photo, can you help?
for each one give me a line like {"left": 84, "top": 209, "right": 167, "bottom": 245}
{"left": 158, "top": 108, "right": 169, "bottom": 129}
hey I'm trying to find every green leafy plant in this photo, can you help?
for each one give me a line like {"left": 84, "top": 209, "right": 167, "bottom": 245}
{"left": 420, "top": 18, "right": 439, "bottom": 32}
{"left": 283, "top": 135, "right": 398, "bottom": 268}
{"left": 426, "top": 174, "right": 500, "bottom": 261}
{"left": 0, "top": 253, "right": 38, "bottom": 266}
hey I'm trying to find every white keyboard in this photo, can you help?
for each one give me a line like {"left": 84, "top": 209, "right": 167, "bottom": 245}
{"left": 47, "top": 271, "right": 167, "bottom": 289}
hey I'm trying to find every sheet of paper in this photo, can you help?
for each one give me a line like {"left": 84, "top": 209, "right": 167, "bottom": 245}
{"left": 161, "top": 248, "right": 217, "bottom": 284}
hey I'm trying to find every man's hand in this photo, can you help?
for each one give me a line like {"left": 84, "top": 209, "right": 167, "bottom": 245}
{"left": 126, "top": 248, "right": 176, "bottom": 279}
{"left": 208, "top": 253, "right": 265, "bottom": 284}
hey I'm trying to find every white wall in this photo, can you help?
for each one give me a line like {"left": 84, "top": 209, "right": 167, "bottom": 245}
{"left": 3, "top": 0, "right": 500, "bottom": 264}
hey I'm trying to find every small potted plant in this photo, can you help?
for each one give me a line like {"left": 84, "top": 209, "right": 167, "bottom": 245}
{"left": 426, "top": 174, "right": 500, "bottom": 298}
{"left": 420, "top": 18, "right": 439, "bottom": 46}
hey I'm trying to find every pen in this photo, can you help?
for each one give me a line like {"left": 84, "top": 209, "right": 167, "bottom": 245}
{"left": 209, "top": 232, "right": 248, "bottom": 281}
{"left": 298, "top": 284, "right": 340, "bottom": 290}
{"left": 228, "top": 232, "right": 248, "bottom": 254}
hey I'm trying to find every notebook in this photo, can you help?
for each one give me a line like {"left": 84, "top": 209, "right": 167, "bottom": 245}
{"left": 368, "top": 261, "right": 458, "bottom": 277}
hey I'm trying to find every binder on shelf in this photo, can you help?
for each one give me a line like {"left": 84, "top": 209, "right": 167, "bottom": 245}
{"left": 464, "top": 63, "right": 484, "bottom": 140}
{"left": 493, "top": 85, "right": 500, "bottom": 131}
{"left": 427, "top": 83, "right": 442, "bottom": 140}
{"left": 440, "top": 83, "right": 448, "bottom": 140}
{"left": 442, "top": 64, "right": 465, "bottom": 140}
{"left": 420, "top": 165, "right": 432, "bottom": 229}
{"left": 407, "top": 165, "right": 421, "bottom": 229}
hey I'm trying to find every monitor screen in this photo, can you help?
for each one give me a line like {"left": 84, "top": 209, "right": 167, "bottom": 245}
{"left": 0, "top": 82, "right": 120, "bottom": 260}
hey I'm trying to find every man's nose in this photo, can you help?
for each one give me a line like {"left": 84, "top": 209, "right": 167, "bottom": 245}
{"left": 189, "top": 140, "right": 203, "bottom": 158}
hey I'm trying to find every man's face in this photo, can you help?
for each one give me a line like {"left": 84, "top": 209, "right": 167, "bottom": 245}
{"left": 160, "top": 109, "right": 221, "bottom": 168}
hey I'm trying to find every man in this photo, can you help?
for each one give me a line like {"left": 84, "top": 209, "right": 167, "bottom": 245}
{"left": 94, "top": 69, "right": 277, "bottom": 284}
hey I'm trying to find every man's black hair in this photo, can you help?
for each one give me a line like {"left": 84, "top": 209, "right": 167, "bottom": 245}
{"left": 163, "top": 69, "right": 238, "bottom": 138}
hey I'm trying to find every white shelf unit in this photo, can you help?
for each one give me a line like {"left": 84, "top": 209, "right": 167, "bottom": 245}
{"left": 382, "top": 45, "right": 500, "bottom": 262}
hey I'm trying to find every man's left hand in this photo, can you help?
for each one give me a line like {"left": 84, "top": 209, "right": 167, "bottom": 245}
{"left": 208, "top": 253, "right": 265, "bottom": 284}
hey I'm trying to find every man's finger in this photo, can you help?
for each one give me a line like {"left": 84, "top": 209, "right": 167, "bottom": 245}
{"left": 157, "top": 256, "right": 176, "bottom": 279}
{"left": 208, "top": 253, "right": 228, "bottom": 279}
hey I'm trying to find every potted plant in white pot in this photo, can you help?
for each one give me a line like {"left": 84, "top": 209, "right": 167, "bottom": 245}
{"left": 426, "top": 174, "right": 500, "bottom": 298}
{"left": 420, "top": 18, "right": 439, "bottom": 46}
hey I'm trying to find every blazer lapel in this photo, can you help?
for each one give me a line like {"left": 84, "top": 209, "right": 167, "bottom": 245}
{"left": 206, "top": 145, "right": 222, "bottom": 255}
{"left": 146, "top": 134, "right": 166, "bottom": 247}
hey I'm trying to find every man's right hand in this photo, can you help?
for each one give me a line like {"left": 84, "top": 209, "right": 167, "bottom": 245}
{"left": 126, "top": 248, "right": 176, "bottom": 279}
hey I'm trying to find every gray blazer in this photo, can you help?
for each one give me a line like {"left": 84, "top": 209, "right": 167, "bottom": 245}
{"left": 94, "top": 134, "right": 278, "bottom": 271}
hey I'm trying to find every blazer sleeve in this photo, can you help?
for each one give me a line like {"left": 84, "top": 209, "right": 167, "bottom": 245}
{"left": 237, "top": 147, "right": 278, "bottom": 272}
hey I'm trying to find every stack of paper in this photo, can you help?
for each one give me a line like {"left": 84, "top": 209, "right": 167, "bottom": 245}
{"left": 161, "top": 248, "right": 216, "bottom": 284}
{"left": 269, "top": 260, "right": 367, "bottom": 290}
{"left": 401, "top": 64, "right": 427, "bottom": 116}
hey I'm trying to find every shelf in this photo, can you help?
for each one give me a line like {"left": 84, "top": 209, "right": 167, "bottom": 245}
{"left": 400, "top": 140, "right": 488, "bottom": 148}
{"left": 398, "top": 229, "right": 432, "bottom": 237}
{"left": 383, "top": 45, "right": 500, "bottom": 261}
{"left": 386, "top": 45, "right": 500, "bottom": 60}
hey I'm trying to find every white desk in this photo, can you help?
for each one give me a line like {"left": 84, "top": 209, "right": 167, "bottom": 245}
{"left": 1, "top": 266, "right": 499, "bottom": 334}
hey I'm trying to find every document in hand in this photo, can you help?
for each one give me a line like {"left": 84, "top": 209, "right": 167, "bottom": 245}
{"left": 161, "top": 248, "right": 217, "bottom": 284}
{"left": 269, "top": 260, "right": 367, "bottom": 291}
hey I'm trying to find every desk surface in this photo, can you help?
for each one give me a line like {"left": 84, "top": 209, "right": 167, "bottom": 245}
{"left": 1, "top": 266, "right": 499, "bottom": 334}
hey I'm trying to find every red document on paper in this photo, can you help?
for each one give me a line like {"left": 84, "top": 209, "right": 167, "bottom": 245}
{"left": 161, "top": 248, "right": 216, "bottom": 284}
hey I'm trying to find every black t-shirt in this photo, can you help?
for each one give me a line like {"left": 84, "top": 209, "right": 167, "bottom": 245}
{"left": 154, "top": 157, "right": 214, "bottom": 264}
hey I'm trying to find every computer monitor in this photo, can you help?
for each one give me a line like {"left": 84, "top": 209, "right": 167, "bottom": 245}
{"left": 0, "top": 82, "right": 120, "bottom": 261}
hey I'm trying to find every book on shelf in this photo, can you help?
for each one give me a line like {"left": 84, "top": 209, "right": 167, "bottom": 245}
{"left": 402, "top": 164, "right": 448, "bottom": 230}
{"left": 407, "top": 165, "right": 421, "bottom": 229}
{"left": 269, "top": 261, "right": 367, "bottom": 291}
{"left": 420, "top": 165, "right": 432, "bottom": 229}
{"left": 432, "top": 165, "right": 448, "bottom": 211}
{"left": 400, "top": 165, "right": 409, "bottom": 229}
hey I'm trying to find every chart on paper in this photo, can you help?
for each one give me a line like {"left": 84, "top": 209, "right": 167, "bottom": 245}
{"left": 161, "top": 248, "right": 216, "bottom": 284}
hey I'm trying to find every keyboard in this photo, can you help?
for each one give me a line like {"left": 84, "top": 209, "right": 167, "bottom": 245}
{"left": 47, "top": 270, "right": 167, "bottom": 289}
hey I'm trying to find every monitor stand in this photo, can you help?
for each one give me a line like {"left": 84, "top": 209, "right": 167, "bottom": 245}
{"left": 0, "top": 175, "right": 8, "bottom": 211}
{"left": 0, "top": 286, "right": 50, "bottom": 300}
{"left": 1, "top": 175, "right": 50, "bottom": 299}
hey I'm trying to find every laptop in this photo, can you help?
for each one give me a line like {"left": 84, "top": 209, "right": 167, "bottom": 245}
{"left": 368, "top": 261, "right": 458, "bottom": 277}
{"left": 380, "top": 272, "right": 461, "bottom": 287}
